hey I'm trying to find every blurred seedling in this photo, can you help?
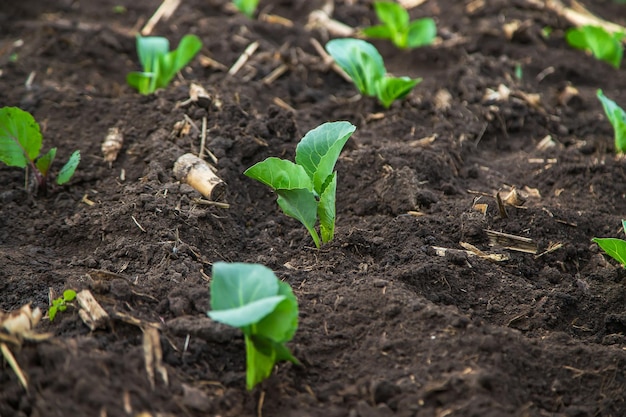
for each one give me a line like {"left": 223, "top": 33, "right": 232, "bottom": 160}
{"left": 361, "top": 1, "right": 436, "bottom": 49}
{"left": 597, "top": 89, "right": 626, "bottom": 153}
{"left": 48, "top": 289, "right": 77, "bottom": 322}
{"left": 593, "top": 220, "right": 626, "bottom": 267}
{"left": 566, "top": 25, "right": 623, "bottom": 68}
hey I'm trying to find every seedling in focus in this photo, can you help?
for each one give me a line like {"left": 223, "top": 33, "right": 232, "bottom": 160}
{"left": 233, "top": 0, "right": 259, "bottom": 18}
{"left": 49, "top": 289, "right": 77, "bottom": 321}
{"left": 597, "top": 89, "right": 626, "bottom": 153}
{"left": 565, "top": 25, "right": 624, "bottom": 69}
{"left": 208, "top": 262, "right": 299, "bottom": 390}
{"left": 592, "top": 220, "right": 626, "bottom": 267}
{"left": 362, "top": 1, "right": 436, "bottom": 49}
{"left": 127, "top": 34, "right": 202, "bottom": 95}
{"left": 0, "top": 107, "right": 80, "bottom": 195}
{"left": 244, "top": 121, "right": 356, "bottom": 248}
{"left": 326, "top": 38, "right": 421, "bottom": 108}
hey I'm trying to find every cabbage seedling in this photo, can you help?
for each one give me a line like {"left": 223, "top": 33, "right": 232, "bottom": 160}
{"left": 208, "top": 262, "right": 299, "bottom": 390}
{"left": 362, "top": 1, "right": 436, "bottom": 49}
{"left": 565, "top": 25, "right": 624, "bottom": 69}
{"left": 597, "top": 89, "right": 626, "bottom": 153}
{"left": 592, "top": 220, "right": 626, "bottom": 267}
{"left": 244, "top": 121, "right": 356, "bottom": 248}
{"left": 127, "top": 34, "right": 202, "bottom": 95}
{"left": 325, "top": 38, "right": 421, "bottom": 108}
{"left": 233, "top": 0, "right": 259, "bottom": 18}
{"left": 49, "top": 289, "right": 77, "bottom": 322}
{"left": 0, "top": 107, "right": 80, "bottom": 195}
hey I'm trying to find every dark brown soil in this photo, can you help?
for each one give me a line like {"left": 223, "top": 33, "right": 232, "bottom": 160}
{"left": 2, "top": 0, "right": 626, "bottom": 416}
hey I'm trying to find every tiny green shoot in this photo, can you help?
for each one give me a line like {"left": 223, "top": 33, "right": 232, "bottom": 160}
{"left": 0, "top": 107, "right": 80, "bottom": 195}
{"left": 233, "top": 0, "right": 259, "bottom": 18}
{"left": 326, "top": 38, "right": 421, "bottom": 108}
{"left": 208, "top": 262, "right": 299, "bottom": 390}
{"left": 565, "top": 25, "right": 624, "bottom": 69}
{"left": 597, "top": 89, "right": 626, "bottom": 153}
{"left": 127, "top": 34, "right": 202, "bottom": 95}
{"left": 592, "top": 220, "right": 626, "bottom": 267}
{"left": 244, "top": 121, "right": 356, "bottom": 248}
{"left": 361, "top": 1, "right": 436, "bottom": 49}
{"left": 541, "top": 26, "right": 553, "bottom": 39}
{"left": 49, "top": 289, "right": 77, "bottom": 321}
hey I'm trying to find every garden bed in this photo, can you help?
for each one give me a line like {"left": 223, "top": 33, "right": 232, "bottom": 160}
{"left": 1, "top": 0, "right": 626, "bottom": 416}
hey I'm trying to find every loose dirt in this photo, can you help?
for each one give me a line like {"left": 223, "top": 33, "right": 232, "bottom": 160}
{"left": 1, "top": 1, "right": 626, "bottom": 416}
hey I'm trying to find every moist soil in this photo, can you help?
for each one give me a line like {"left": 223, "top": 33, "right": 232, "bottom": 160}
{"left": 1, "top": 1, "right": 626, "bottom": 416}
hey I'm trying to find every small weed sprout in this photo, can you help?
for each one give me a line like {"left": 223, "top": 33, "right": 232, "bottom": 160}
{"left": 49, "top": 290, "right": 77, "bottom": 321}
{"left": 127, "top": 34, "right": 202, "bottom": 95}
{"left": 208, "top": 262, "right": 299, "bottom": 390}
{"left": 362, "top": 1, "right": 436, "bottom": 49}
{"left": 565, "top": 25, "right": 623, "bottom": 69}
{"left": 233, "top": 0, "right": 259, "bottom": 18}
{"left": 593, "top": 220, "right": 626, "bottom": 267}
{"left": 325, "top": 38, "right": 421, "bottom": 108}
{"left": 0, "top": 107, "right": 80, "bottom": 195}
{"left": 597, "top": 89, "right": 626, "bottom": 153}
{"left": 244, "top": 121, "right": 356, "bottom": 248}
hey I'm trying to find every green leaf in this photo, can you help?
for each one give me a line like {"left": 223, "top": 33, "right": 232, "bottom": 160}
{"left": 209, "top": 296, "right": 287, "bottom": 328}
{"left": 244, "top": 157, "right": 314, "bottom": 191}
{"left": 361, "top": 25, "right": 394, "bottom": 40}
{"left": 592, "top": 237, "right": 626, "bottom": 267}
{"left": 233, "top": 0, "right": 259, "bottom": 18}
{"left": 0, "top": 107, "right": 42, "bottom": 168}
{"left": 597, "top": 89, "right": 626, "bottom": 153}
{"left": 566, "top": 25, "right": 623, "bottom": 68}
{"left": 57, "top": 150, "right": 80, "bottom": 185}
{"left": 49, "top": 306, "right": 58, "bottom": 321}
{"left": 63, "top": 289, "right": 77, "bottom": 301}
{"left": 295, "top": 121, "right": 356, "bottom": 193}
{"left": 137, "top": 36, "right": 169, "bottom": 74}
{"left": 126, "top": 72, "right": 154, "bottom": 95}
{"left": 255, "top": 281, "right": 299, "bottom": 343}
{"left": 276, "top": 188, "right": 321, "bottom": 248}
{"left": 376, "top": 76, "right": 421, "bottom": 108}
{"left": 36, "top": 148, "right": 56, "bottom": 177}
{"left": 372, "top": 1, "right": 409, "bottom": 47}
{"left": 209, "top": 262, "right": 280, "bottom": 311}
{"left": 406, "top": 18, "right": 437, "bottom": 48}
{"left": 318, "top": 173, "right": 337, "bottom": 243}
{"left": 326, "top": 38, "right": 386, "bottom": 96}
{"left": 158, "top": 34, "right": 203, "bottom": 89}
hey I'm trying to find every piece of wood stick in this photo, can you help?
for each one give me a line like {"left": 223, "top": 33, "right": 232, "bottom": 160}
{"left": 199, "top": 117, "right": 207, "bottom": 159}
{"left": 141, "top": 0, "right": 181, "bottom": 35}
{"left": 173, "top": 153, "right": 225, "bottom": 200}
{"left": 262, "top": 64, "right": 289, "bottom": 85}
{"left": 310, "top": 38, "right": 352, "bottom": 83}
{"left": 543, "top": 0, "right": 626, "bottom": 34}
{"left": 228, "top": 41, "right": 259, "bottom": 76}
{"left": 76, "top": 289, "right": 110, "bottom": 331}
{"left": 1, "top": 343, "right": 27, "bottom": 389}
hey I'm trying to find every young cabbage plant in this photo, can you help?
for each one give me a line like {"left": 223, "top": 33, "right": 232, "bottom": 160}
{"left": 325, "top": 38, "right": 421, "bottom": 108}
{"left": 127, "top": 34, "right": 202, "bottom": 95}
{"left": 0, "top": 107, "right": 80, "bottom": 195}
{"left": 233, "top": 0, "right": 259, "bottom": 18}
{"left": 565, "top": 25, "right": 624, "bottom": 69}
{"left": 592, "top": 220, "right": 626, "bottom": 267}
{"left": 244, "top": 121, "right": 356, "bottom": 248}
{"left": 597, "top": 89, "right": 626, "bottom": 153}
{"left": 208, "top": 262, "right": 299, "bottom": 390}
{"left": 362, "top": 1, "right": 436, "bottom": 49}
{"left": 49, "top": 289, "right": 77, "bottom": 322}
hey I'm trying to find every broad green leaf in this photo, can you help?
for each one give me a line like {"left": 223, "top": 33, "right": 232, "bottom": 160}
{"left": 49, "top": 306, "right": 58, "bottom": 321}
{"left": 209, "top": 296, "right": 287, "bottom": 328}
{"left": 326, "top": 38, "right": 386, "bottom": 96}
{"left": 407, "top": 18, "right": 437, "bottom": 48}
{"left": 276, "top": 188, "right": 321, "bottom": 248}
{"left": 210, "top": 262, "right": 279, "bottom": 311}
{"left": 376, "top": 76, "right": 421, "bottom": 108}
{"left": 592, "top": 237, "right": 626, "bottom": 267}
{"left": 36, "top": 148, "right": 56, "bottom": 177}
{"left": 318, "top": 173, "right": 337, "bottom": 243}
{"left": 566, "top": 26, "right": 623, "bottom": 68}
{"left": 295, "top": 121, "right": 355, "bottom": 192}
{"left": 0, "top": 107, "right": 42, "bottom": 168}
{"left": 255, "top": 281, "right": 299, "bottom": 343}
{"left": 63, "top": 289, "right": 77, "bottom": 301}
{"left": 234, "top": 0, "right": 259, "bottom": 18}
{"left": 136, "top": 36, "right": 169, "bottom": 74}
{"left": 158, "top": 34, "right": 202, "bottom": 89}
{"left": 56, "top": 150, "right": 80, "bottom": 185}
{"left": 244, "top": 335, "right": 275, "bottom": 390}
{"left": 361, "top": 25, "right": 393, "bottom": 40}
{"left": 244, "top": 157, "right": 314, "bottom": 191}
{"left": 126, "top": 72, "right": 154, "bottom": 95}
{"left": 597, "top": 90, "right": 626, "bottom": 153}
{"left": 372, "top": 1, "right": 408, "bottom": 47}
{"left": 250, "top": 334, "right": 299, "bottom": 364}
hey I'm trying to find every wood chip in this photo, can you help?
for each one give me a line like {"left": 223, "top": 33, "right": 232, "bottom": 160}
{"left": 485, "top": 229, "right": 537, "bottom": 254}
{"left": 76, "top": 289, "right": 110, "bottom": 331}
